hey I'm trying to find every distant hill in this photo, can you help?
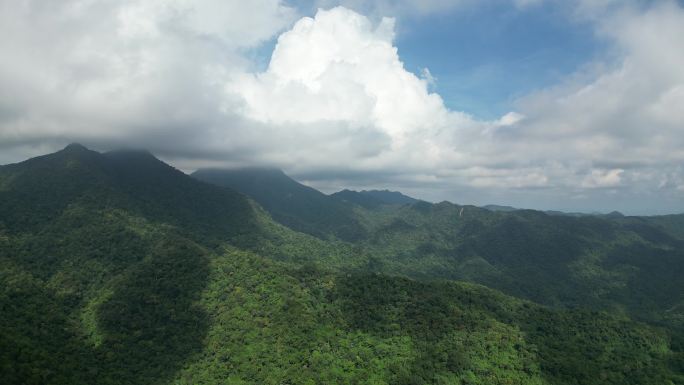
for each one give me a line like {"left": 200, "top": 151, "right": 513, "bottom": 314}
{"left": 637, "top": 213, "right": 684, "bottom": 240}
{"left": 544, "top": 209, "right": 624, "bottom": 218}
{"left": 483, "top": 204, "right": 519, "bottom": 212}
{"left": 331, "top": 189, "right": 419, "bottom": 208}
{"left": 192, "top": 168, "right": 366, "bottom": 241}
{"left": 356, "top": 201, "right": 684, "bottom": 335}
{"left": 484, "top": 205, "right": 626, "bottom": 218}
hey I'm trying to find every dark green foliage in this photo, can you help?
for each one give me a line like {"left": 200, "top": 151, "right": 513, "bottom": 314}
{"left": 350, "top": 201, "right": 684, "bottom": 334}
{"left": 521, "top": 308, "right": 673, "bottom": 385}
{"left": 91, "top": 237, "right": 209, "bottom": 384}
{"left": 0, "top": 262, "right": 91, "bottom": 385}
{"left": 627, "top": 214, "right": 684, "bottom": 241}
{"left": 0, "top": 212, "right": 212, "bottom": 384}
{"left": 0, "top": 144, "right": 259, "bottom": 247}
{"left": 173, "top": 252, "right": 681, "bottom": 385}
{"left": 192, "top": 168, "right": 367, "bottom": 241}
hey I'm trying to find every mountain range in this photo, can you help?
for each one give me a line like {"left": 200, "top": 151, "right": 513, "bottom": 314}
{"left": 1, "top": 144, "right": 682, "bottom": 385}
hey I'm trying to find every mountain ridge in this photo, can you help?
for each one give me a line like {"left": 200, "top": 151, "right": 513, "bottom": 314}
{"left": 331, "top": 188, "right": 420, "bottom": 208}
{"left": 192, "top": 167, "right": 368, "bottom": 241}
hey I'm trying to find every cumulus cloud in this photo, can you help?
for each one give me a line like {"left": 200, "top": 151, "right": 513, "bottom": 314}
{"left": 0, "top": 0, "right": 295, "bottom": 147}
{"left": 313, "top": 0, "right": 472, "bottom": 17}
{"left": 228, "top": 7, "right": 450, "bottom": 144}
{"left": 0, "top": 0, "right": 683, "bottom": 214}
{"left": 581, "top": 169, "right": 624, "bottom": 189}
{"left": 222, "top": 7, "right": 529, "bottom": 184}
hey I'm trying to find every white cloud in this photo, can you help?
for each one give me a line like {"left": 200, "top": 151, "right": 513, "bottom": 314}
{"left": 1, "top": 1, "right": 683, "bottom": 214}
{"left": 228, "top": 7, "right": 452, "bottom": 145}
{"left": 420, "top": 68, "right": 436, "bottom": 88}
{"left": 0, "top": 0, "right": 296, "bottom": 144}
{"left": 513, "top": 1, "right": 684, "bottom": 181}
{"left": 314, "top": 0, "right": 472, "bottom": 17}
{"left": 495, "top": 112, "right": 525, "bottom": 127}
{"left": 116, "top": 0, "right": 297, "bottom": 46}
{"left": 581, "top": 169, "right": 624, "bottom": 188}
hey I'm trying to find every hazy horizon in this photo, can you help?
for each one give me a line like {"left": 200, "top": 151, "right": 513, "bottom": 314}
{"left": 3, "top": 142, "right": 680, "bottom": 216}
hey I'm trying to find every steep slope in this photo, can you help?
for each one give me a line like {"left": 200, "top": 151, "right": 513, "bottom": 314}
{"left": 192, "top": 168, "right": 366, "bottom": 241}
{"left": 0, "top": 145, "right": 359, "bottom": 384}
{"left": 0, "top": 144, "right": 364, "bottom": 279}
{"left": 0, "top": 144, "right": 266, "bottom": 384}
{"left": 0, "top": 144, "right": 258, "bottom": 246}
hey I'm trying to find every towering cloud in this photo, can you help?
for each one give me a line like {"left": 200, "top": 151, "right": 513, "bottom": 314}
{"left": 229, "top": 7, "right": 451, "bottom": 144}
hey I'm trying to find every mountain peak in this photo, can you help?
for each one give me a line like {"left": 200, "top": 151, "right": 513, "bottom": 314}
{"left": 62, "top": 143, "right": 89, "bottom": 152}
{"left": 192, "top": 167, "right": 366, "bottom": 241}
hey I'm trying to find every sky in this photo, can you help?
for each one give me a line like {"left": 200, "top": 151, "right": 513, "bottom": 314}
{"left": 1, "top": 0, "right": 683, "bottom": 215}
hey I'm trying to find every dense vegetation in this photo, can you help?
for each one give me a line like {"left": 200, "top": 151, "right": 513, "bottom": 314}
{"left": 1, "top": 145, "right": 683, "bottom": 384}
{"left": 357, "top": 203, "right": 684, "bottom": 334}
{"left": 192, "top": 168, "right": 366, "bottom": 241}
{"left": 195, "top": 167, "right": 684, "bottom": 334}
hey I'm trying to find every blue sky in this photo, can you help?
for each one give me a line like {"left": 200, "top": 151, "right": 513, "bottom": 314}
{"left": 1, "top": 0, "right": 683, "bottom": 214}
{"left": 393, "top": 3, "right": 606, "bottom": 118}
{"left": 253, "top": 1, "right": 610, "bottom": 119}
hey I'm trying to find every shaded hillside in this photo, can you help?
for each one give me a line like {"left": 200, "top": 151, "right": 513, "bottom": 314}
{"left": 0, "top": 144, "right": 258, "bottom": 247}
{"left": 192, "top": 168, "right": 366, "bottom": 241}
{"left": 634, "top": 214, "right": 684, "bottom": 241}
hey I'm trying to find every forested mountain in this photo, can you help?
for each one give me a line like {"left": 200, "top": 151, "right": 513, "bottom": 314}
{"left": 192, "top": 168, "right": 366, "bottom": 241}
{"left": 353, "top": 202, "right": 684, "bottom": 333}
{"left": 637, "top": 214, "right": 684, "bottom": 241}
{"left": 1, "top": 145, "right": 683, "bottom": 384}
{"left": 195, "top": 167, "right": 684, "bottom": 334}
{"left": 0, "top": 143, "right": 259, "bottom": 246}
